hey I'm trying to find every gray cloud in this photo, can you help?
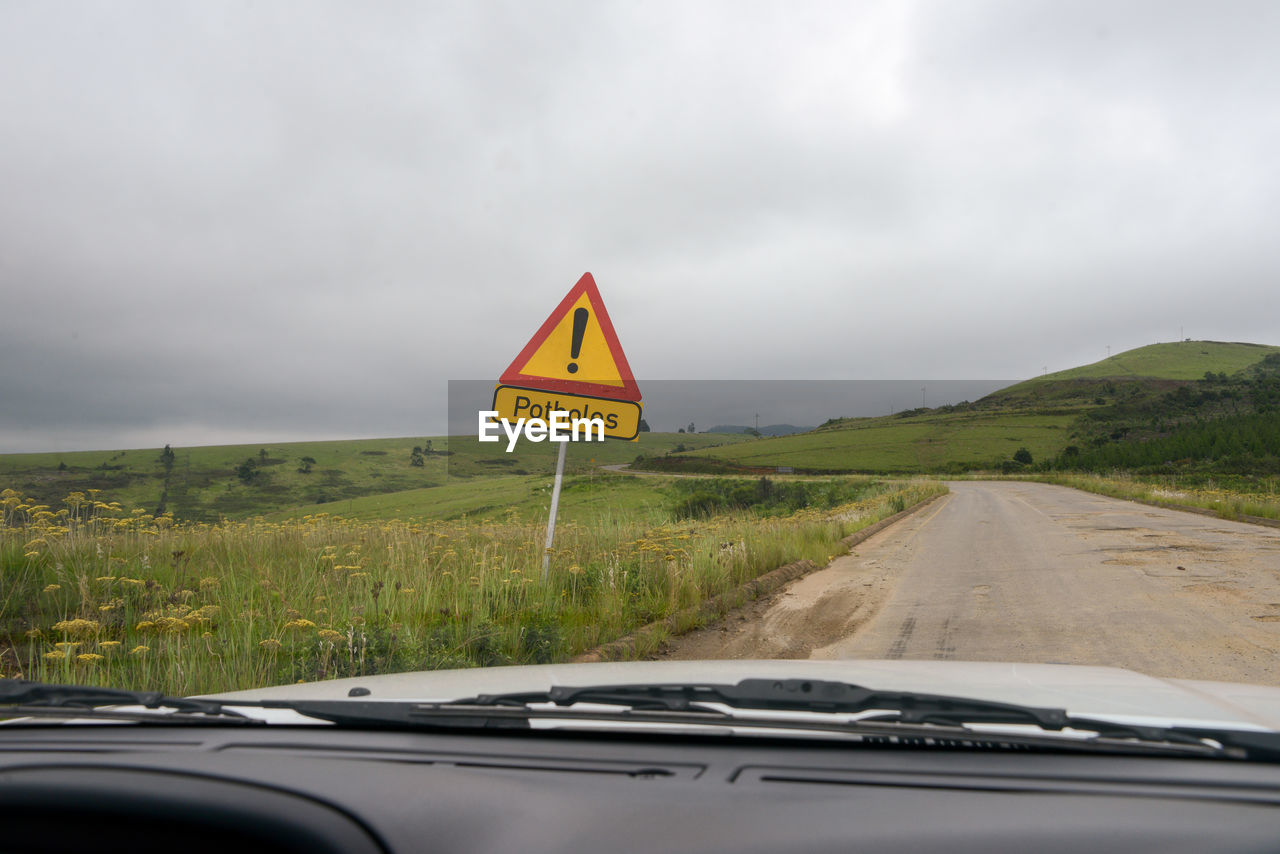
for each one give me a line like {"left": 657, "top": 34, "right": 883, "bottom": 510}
{"left": 2, "top": 1, "right": 1278, "bottom": 452}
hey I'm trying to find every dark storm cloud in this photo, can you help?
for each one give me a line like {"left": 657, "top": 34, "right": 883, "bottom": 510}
{"left": 2, "top": 1, "right": 1278, "bottom": 452}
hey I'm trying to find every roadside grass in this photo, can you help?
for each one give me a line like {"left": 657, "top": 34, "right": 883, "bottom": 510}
{"left": 1017, "top": 472, "right": 1280, "bottom": 524}
{"left": 0, "top": 479, "right": 946, "bottom": 696}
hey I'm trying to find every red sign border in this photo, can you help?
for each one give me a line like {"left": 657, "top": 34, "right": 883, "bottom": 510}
{"left": 499, "top": 272, "right": 641, "bottom": 401}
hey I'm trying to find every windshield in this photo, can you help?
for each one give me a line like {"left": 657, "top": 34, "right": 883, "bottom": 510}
{"left": 2, "top": 2, "right": 1278, "bottom": 719}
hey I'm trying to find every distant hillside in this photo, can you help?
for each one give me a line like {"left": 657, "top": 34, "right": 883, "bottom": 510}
{"left": 985, "top": 341, "right": 1280, "bottom": 408}
{"left": 636, "top": 341, "right": 1280, "bottom": 475}
{"left": 0, "top": 431, "right": 752, "bottom": 522}
{"left": 706, "top": 424, "right": 814, "bottom": 437}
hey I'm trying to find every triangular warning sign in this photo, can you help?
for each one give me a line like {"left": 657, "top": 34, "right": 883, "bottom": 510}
{"left": 500, "top": 273, "right": 641, "bottom": 401}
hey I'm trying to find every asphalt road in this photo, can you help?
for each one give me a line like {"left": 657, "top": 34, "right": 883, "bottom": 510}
{"left": 664, "top": 481, "right": 1280, "bottom": 684}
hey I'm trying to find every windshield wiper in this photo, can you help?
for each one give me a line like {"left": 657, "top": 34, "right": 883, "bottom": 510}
{"left": 452, "top": 678, "right": 1280, "bottom": 760}
{"left": 470, "top": 678, "right": 1074, "bottom": 723}
{"left": 0, "top": 679, "right": 263, "bottom": 725}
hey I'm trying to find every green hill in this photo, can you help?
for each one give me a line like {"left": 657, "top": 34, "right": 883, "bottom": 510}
{"left": 642, "top": 341, "right": 1280, "bottom": 475}
{"left": 984, "top": 341, "right": 1280, "bottom": 410}
{"left": 1042, "top": 341, "right": 1278, "bottom": 382}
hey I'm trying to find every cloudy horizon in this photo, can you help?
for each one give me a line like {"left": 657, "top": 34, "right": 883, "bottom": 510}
{"left": 3, "top": 1, "right": 1278, "bottom": 454}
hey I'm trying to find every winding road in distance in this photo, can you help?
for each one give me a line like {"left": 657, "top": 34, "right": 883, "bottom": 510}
{"left": 664, "top": 481, "right": 1280, "bottom": 685}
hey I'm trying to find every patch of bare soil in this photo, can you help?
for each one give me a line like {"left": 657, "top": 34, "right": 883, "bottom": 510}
{"left": 657, "top": 551, "right": 899, "bottom": 660}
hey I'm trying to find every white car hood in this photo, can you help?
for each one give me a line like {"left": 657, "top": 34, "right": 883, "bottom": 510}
{"left": 206, "top": 659, "right": 1280, "bottom": 732}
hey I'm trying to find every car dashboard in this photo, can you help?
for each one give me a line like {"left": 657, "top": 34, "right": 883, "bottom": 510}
{"left": 4, "top": 723, "right": 1280, "bottom": 854}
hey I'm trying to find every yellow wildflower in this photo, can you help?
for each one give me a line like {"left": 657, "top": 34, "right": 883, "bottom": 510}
{"left": 283, "top": 618, "right": 316, "bottom": 631}
{"left": 185, "top": 605, "right": 220, "bottom": 624}
{"left": 76, "top": 653, "right": 105, "bottom": 664}
{"left": 317, "top": 629, "right": 343, "bottom": 642}
{"left": 130, "top": 645, "right": 150, "bottom": 655}
{"left": 43, "top": 651, "right": 66, "bottom": 661}
{"left": 258, "top": 638, "right": 282, "bottom": 651}
{"left": 52, "top": 618, "right": 101, "bottom": 637}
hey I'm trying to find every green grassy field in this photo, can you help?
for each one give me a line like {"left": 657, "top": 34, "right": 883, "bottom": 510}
{"left": 268, "top": 471, "right": 681, "bottom": 524}
{"left": 666, "top": 341, "right": 1279, "bottom": 474}
{"left": 0, "top": 432, "right": 751, "bottom": 523}
{"left": 670, "top": 411, "right": 1075, "bottom": 473}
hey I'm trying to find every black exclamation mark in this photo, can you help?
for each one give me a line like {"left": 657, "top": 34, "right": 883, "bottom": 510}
{"left": 567, "top": 308, "right": 588, "bottom": 374}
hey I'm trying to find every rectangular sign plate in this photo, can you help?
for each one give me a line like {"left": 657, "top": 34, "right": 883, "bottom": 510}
{"left": 492, "top": 385, "right": 642, "bottom": 441}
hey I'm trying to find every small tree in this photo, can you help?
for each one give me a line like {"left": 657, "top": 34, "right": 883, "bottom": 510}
{"left": 409, "top": 449, "right": 425, "bottom": 467}
{"left": 1013, "top": 447, "right": 1033, "bottom": 465}
{"left": 159, "top": 444, "right": 176, "bottom": 474}
{"left": 297, "top": 456, "right": 316, "bottom": 474}
{"left": 236, "top": 458, "right": 257, "bottom": 484}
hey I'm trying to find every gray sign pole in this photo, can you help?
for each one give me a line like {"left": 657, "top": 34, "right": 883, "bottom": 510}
{"left": 542, "top": 439, "right": 568, "bottom": 580}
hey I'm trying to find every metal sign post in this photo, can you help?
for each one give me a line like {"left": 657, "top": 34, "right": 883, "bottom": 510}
{"left": 542, "top": 440, "right": 568, "bottom": 580}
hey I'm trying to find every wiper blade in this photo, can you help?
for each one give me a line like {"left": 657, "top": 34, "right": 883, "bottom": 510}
{"left": 460, "top": 678, "right": 1273, "bottom": 757}
{"left": 0, "top": 679, "right": 261, "bottom": 724}
{"left": 469, "top": 678, "right": 1072, "bottom": 724}
{"left": 256, "top": 699, "right": 533, "bottom": 730}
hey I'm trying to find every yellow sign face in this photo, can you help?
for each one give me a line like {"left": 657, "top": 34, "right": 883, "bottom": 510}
{"left": 492, "top": 385, "right": 642, "bottom": 441}
{"left": 516, "top": 292, "right": 626, "bottom": 388}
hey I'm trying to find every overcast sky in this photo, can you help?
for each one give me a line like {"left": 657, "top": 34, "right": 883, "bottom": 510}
{"left": 2, "top": 1, "right": 1278, "bottom": 452}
